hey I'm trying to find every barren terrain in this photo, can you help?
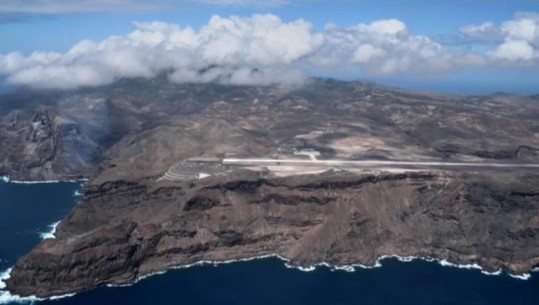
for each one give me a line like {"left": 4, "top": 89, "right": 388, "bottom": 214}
{"left": 1, "top": 77, "right": 539, "bottom": 298}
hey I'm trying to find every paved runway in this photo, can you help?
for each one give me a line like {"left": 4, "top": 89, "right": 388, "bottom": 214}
{"left": 222, "top": 158, "right": 539, "bottom": 169}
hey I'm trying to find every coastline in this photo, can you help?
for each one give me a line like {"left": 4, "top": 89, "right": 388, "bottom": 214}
{"left": 106, "top": 253, "right": 533, "bottom": 289}
{"left": 0, "top": 178, "right": 86, "bottom": 304}
{"left": 1, "top": 176, "right": 88, "bottom": 185}
{"left": 1, "top": 252, "right": 537, "bottom": 303}
{"left": 1, "top": 176, "right": 538, "bottom": 302}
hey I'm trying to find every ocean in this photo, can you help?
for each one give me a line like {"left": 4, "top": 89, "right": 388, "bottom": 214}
{"left": 1, "top": 180, "right": 538, "bottom": 305}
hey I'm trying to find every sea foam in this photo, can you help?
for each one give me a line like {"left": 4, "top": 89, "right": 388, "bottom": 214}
{"left": 0, "top": 268, "right": 75, "bottom": 304}
{"left": 509, "top": 273, "right": 531, "bottom": 280}
{"left": 0, "top": 176, "right": 88, "bottom": 184}
{"left": 0, "top": 290, "right": 38, "bottom": 304}
{"left": 106, "top": 254, "right": 292, "bottom": 288}
{"left": 39, "top": 221, "right": 61, "bottom": 239}
{"left": 0, "top": 177, "right": 86, "bottom": 303}
{"left": 111, "top": 252, "right": 535, "bottom": 292}
{"left": 281, "top": 254, "right": 527, "bottom": 280}
{"left": 0, "top": 268, "right": 34, "bottom": 304}
{"left": 0, "top": 290, "right": 72, "bottom": 304}
{"left": 0, "top": 268, "right": 10, "bottom": 290}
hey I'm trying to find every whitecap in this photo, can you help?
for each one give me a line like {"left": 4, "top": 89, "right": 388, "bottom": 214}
{"left": 285, "top": 264, "right": 316, "bottom": 272}
{"left": 39, "top": 221, "right": 61, "bottom": 239}
{"left": 0, "top": 268, "right": 10, "bottom": 290}
{"left": 332, "top": 265, "right": 356, "bottom": 272}
{"left": 438, "top": 259, "right": 483, "bottom": 271}
{"left": 434, "top": 259, "right": 531, "bottom": 280}
{"left": 481, "top": 269, "right": 503, "bottom": 276}
{"left": 0, "top": 290, "right": 39, "bottom": 304}
{"left": 49, "top": 293, "right": 76, "bottom": 300}
{"left": 509, "top": 273, "right": 531, "bottom": 280}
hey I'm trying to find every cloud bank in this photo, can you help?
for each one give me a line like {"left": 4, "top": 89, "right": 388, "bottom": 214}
{"left": 1, "top": 13, "right": 538, "bottom": 89}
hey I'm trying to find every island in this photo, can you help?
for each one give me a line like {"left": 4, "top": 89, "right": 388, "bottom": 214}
{"left": 1, "top": 77, "right": 539, "bottom": 298}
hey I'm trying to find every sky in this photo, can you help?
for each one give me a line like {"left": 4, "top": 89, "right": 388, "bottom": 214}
{"left": 1, "top": 0, "right": 539, "bottom": 94}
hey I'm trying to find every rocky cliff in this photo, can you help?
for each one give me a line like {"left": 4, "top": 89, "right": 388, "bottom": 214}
{"left": 6, "top": 171, "right": 539, "bottom": 297}
{"left": 0, "top": 108, "right": 99, "bottom": 180}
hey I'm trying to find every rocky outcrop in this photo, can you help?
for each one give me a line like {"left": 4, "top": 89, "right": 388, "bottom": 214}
{"left": 435, "top": 143, "right": 539, "bottom": 162}
{"left": 6, "top": 171, "right": 539, "bottom": 298}
{"left": 0, "top": 108, "right": 98, "bottom": 180}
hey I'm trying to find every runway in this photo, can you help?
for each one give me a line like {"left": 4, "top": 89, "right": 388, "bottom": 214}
{"left": 222, "top": 158, "right": 539, "bottom": 170}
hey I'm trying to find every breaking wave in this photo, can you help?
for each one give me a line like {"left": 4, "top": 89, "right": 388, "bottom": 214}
{"left": 282, "top": 255, "right": 529, "bottom": 280}
{"left": 39, "top": 221, "right": 61, "bottom": 240}
{"left": 0, "top": 268, "right": 75, "bottom": 304}
{"left": 115, "top": 253, "right": 536, "bottom": 290}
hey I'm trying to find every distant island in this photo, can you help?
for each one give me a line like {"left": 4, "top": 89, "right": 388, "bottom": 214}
{"left": 2, "top": 77, "right": 539, "bottom": 298}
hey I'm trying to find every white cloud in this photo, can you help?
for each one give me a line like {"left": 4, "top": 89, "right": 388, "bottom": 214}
{"left": 353, "top": 44, "right": 387, "bottom": 63}
{"left": 492, "top": 40, "right": 535, "bottom": 61}
{"left": 501, "top": 14, "right": 539, "bottom": 42}
{"left": 0, "top": 14, "right": 323, "bottom": 89}
{"left": 459, "top": 22, "right": 500, "bottom": 42}
{"left": 311, "top": 19, "right": 471, "bottom": 76}
{"left": 364, "top": 19, "right": 407, "bottom": 35}
{"left": 462, "top": 12, "right": 539, "bottom": 64}
{"left": 3, "top": 13, "right": 539, "bottom": 89}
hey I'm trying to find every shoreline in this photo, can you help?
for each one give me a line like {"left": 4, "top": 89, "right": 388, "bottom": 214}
{"left": 2, "top": 253, "right": 535, "bottom": 304}
{"left": 0, "top": 179, "right": 87, "bottom": 304}
{"left": 0, "top": 176, "right": 88, "bottom": 185}
{"left": 1, "top": 177, "right": 537, "bottom": 302}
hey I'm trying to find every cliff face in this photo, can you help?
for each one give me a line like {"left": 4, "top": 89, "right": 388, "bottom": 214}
{"left": 0, "top": 108, "right": 99, "bottom": 180}
{"left": 6, "top": 171, "right": 539, "bottom": 297}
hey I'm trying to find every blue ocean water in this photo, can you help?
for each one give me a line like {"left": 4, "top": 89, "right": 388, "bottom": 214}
{"left": 1, "top": 180, "right": 539, "bottom": 305}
